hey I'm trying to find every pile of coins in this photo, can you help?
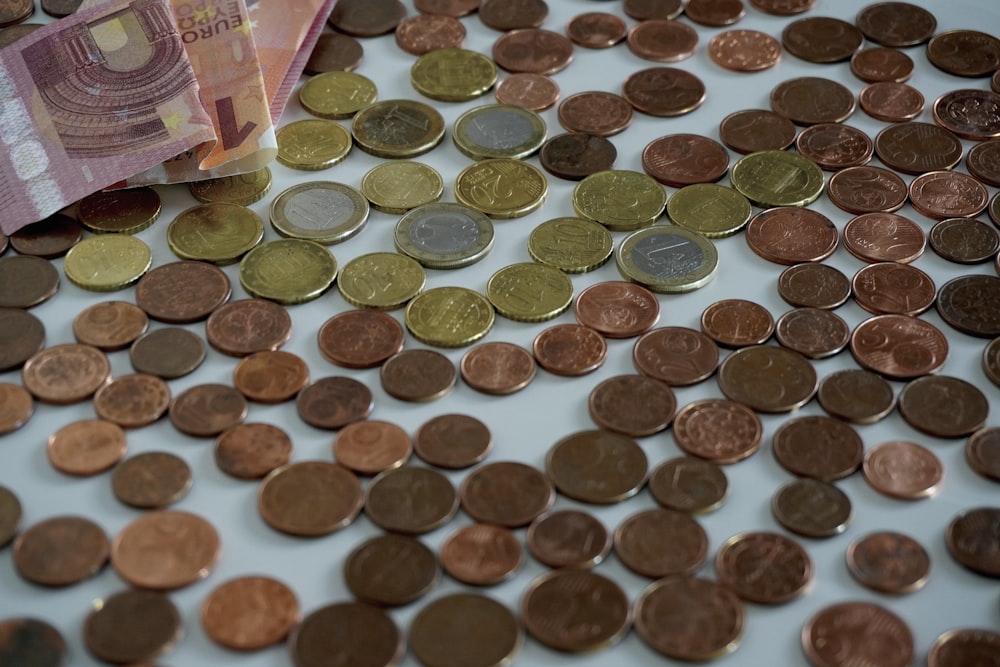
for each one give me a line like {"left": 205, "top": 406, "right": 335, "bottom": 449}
{"left": 2, "top": 0, "right": 1000, "bottom": 666}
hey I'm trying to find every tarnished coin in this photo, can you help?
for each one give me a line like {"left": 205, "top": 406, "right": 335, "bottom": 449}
{"left": 926, "top": 29, "right": 1000, "bottom": 77}
{"left": 215, "top": 422, "right": 292, "bottom": 480}
{"left": 495, "top": 73, "right": 561, "bottom": 112}
{"left": 0, "top": 383, "right": 33, "bottom": 435}
{"left": 47, "top": 419, "right": 126, "bottom": 476}
{"left": 626, "top": 19, "right": 698, "bottom": 62}
{"left": 413, "top": 413, "right": 492, "bottom": 469}
{"left": 987, "top": 338, "right": 1000, "bottom": 388}
{"left": 929, "top": 629, "right": 1000, "bottom": 667}
{"left": 899, "top": 374, "right": 988, "bottom": 439}
{"left": 772, "top": 415, "right": 863, "bottom": 481}
{"left": 533, "top": 323, "right": 607, "bottom": 376}
{"left": 647, "top": 456, "right": 729, "bottom": 514}
{"left": 856, "top": 2, "right": 937, "bottom": 47}
{"left": 967, "top": 427, "right": 1000, "bottom": 482}
{"left": 622, "top": 66, "right": 706, "bottom": 117}
{"left": 827, "top": 165, "right": 908, "bottom": 215}
{"left": 442, "top": 523, "right": 522, "bottom": 586}
{"left": 380, "top": 349, "right": 456, "bottom": 402}
{"left": 205, "top": 298, "right": 292, "bottom": 357}
{"left": 803, "top": 602, "right": 914, "bottom": 667}
{"left": 318, "top": 310, "right": 404, "bottom": 369}
{"left": 344, "top": 533, "right": 439, "bottom": 606}
{"left": 588, "top": 374, "right": 675, "bottom": 437}
{"left": 93, "top": 374, "right": 171, "bottom": 429}
{"left": 745, "top": 207, "right": 839, "bottom": 265}
{"left": 169, "top": 383, "right": 248, "bottom": 437}
{"left": 257, "top": 461, "right": 363, "bottom": 536}
{"left": 0, "top": 307, "right": 45, "bottom": 372}
{"left": 774, "top": 307, "right": 850, "bottom": 359}
{"left": 700, "top": 299, "right": 774, "bottom": 347}
{"left": 772, "top": 478, "right": 852, "bottom": 538}
{"left": 614, "top": 508, "right": 708, "bottom": 578}
{"left": 709, "top": 29, "right": 781, "bottom": 71}
{"left": 492, "top": 29, "right": 574, "bottom": 76}
{"left": 778, "top": 263, "right": 851, "bottom": 310}
{"left": 860, "top": 82, "right": 924, "bottom": 122}
{"left": 111, "top": 451, "right": 192, "bottom": 509}
{"left": 396, "top": 14, "right": 466, "bottom": 55}
{"left": 0, "top": 255, "right": 58, "bottom": 308}
{"left": 365, "top": 465, "right": 458, "bottom": 534}
{"left": 967, "top": 140, "right": 1000, "bottom": 187}
{"left": 623, "top": 0, "right": 683, "bottom": 20}
{"left": 0, "top": 618, "right": 67, "bottom": 667}
{"left": 851, "top": 262, "right": 935, "bottom": 316}
{"left": 673, "top": 398, "right": 763, "bottom": 463}
{"left": 295, "top": 376, "right": 373, "bottom": 430}
{"left": 846, "top": 531, "right": 930, "bottom": 594}
{"left": 333, "top": 420, "right": 412, "bottom": 476}
{"left": 111, "top": 510, "right": 220, "bottom": 589}
{"left": 782, "top": 16, "right": 863, "bottom": 63}
{"left": 409, "top": 593, "right": 522, "bottom": 667}
{"left": 795, "top": 123, "right": 873, "bottom": 170}
{"left": 929, "top": 218, "right": 1000, "bottom": 264}
{"left": 850, "top": 314, "right": 949, "bottom": 379}
{"left": 328, "top": 0, "right": 406, "bottom": 36}
{"left": 134, "top": 261, "right": 231, "bottom": 323}
{"left": 9, "top": 213, "right": 82, "bottom": 258}
{"left": 947, "top": 507, "right": 1000, "bottom": 577}
{"left": 769, "top": 77, "right": 856, "bottom": 125}
{"left": 21, "top": 343, "right": 110, "bottom": 405}
{"left": 546, "top": 430, "right": 648, "bottom": 504}
{"left": 72, "top": 301, "right": 148, "bottom": 351}
{"left": 718, "top": 109, "right": 796, "bottom": 154}
{"left": 0, "top": 484, "right": 22, "bottom": 547}
{"left": 937, "top": 275, "right": 1000, "bottom": 338}
{"left": 874, "top": 122, "right": 963, "bottom": 175}
{"left": 13, "top": 516, "right": 109, "bottom": 586}
{"left": 850, "top": 46, "right": 915, "bottom": 83}
{"left": 842, "top": 212, "right": 925, "bottom": 264}
{"left": 201, "top": 575, "right": 300, "bottom": 650}
{"left": 460, "top": 461, "right": 555, "bottom": 528}
{"left": 641, "top": 134, "right": 730, "bottom": 188}
{"left": 717, "top": 345, "right": 817, "bottom": 413}
{"left": 863, "top": 440, "right": 943, "bottom": 500}
{"left": 566, "top": 11, "right": 627, "bottom": 48}
{"left": 631, "top": 326, "right": 719, "bottom": 386}
{"left": 130, "top": 327, "right": 206, "bottom": 379}
{"left": 526, "top": 509, "right": 611, "bottom": 569}
{"left": 715, "top": 532, "right": 813, "bottom": 604}
{"left": 520, "top": 570, "right": 630, "bottom": 652}
{"left": 479, "top": 0, "right": 546, "bottom": 30}
{"left": 291, "top": 601, "right": 404, "bottom": 667}
{"left": 460, "top": 341, "right": 537, "bottom": 396}
{"left": 83, "top": 589, "right": 182, "bottom": 665}
{"left": 233, "top": 350, "right": 310, "bottom": 404}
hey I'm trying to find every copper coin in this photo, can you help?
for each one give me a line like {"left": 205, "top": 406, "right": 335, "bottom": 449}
{"left": 842, "top": 212, "right": 925, "bottom": 264}
{"left": 413, "top": 413, "right": 492, "bottom": 469}
{"left": 0, "top": 307, "right": 43, "bottom": 372}
{"left": 333, "top": 419, "right": 412, "bottom": 475}
{"left": 686, "top": 0, "right": 745, "bottom": 26}
{"left": 111, "top": 509, "right": 220, "bottom": 589}
{"left": 258, "top": 461, "right": 363, "bottom": 536}
{"left": 718, "top": 109, "right": 796, "bottom": 154}
{"left": 415, "top": 0, "right": 479, "bottom": 17}
{"left": 328, "top": 0, "right": 406, "bottom": 36}
{"left": 9, "top": 213, "right": 82, "bottom": 258}
{"left": 802, "top": 602, "right": 914, "bottom": 667}
{"left": 72, "top": 300, "right": 148, "bottom": 351}
{"left": 967, "top": 427, "right": 1000, "bottom": 482}
{"left": 546, "top": 429, "right": 648, "bottom": 503}
{"left": 169, "top": 383, "right": 247, "bottom": 437}
{"left": 46, "top": 419, "right": 126, "bottom": 476}
{"left": 856, "top": 2, "right": 937, "bottom": 47}
{"left": 769, "top": 76, "right": 856, "bottom": 125}
{"left": 214, "top": 422, "right": 292, "bottom": 480}
{"left": 460, "top": 341, "right": 537, "bottom": 395}
{"left": 898, "top": 374, "right": 989, "bottom": 438}
{"left": 365, "top": 465, "right": 458, "bottom": 534}
{"left": 83, "top": 589, "right": 182, "bottom": 664}
{"left": 846, "top": 531, "right": 930, "bottom": 594}
{"left": 927, "top": 30, "right": 1000, "bottom": 78}
{"left": 479, "top": 0, "right": 547, "bottom": 31}
{"left": 859, "top": 81, "right": 924, "bottom": 122}
{"left": 874, "top": 122, "right": 963, "bottom": 175}
{"left": 566, "top": 12, "right": 627, "bottom": 48}
{"left": 986, "top": 338, "right": 1000, "bottom": 388}
{"left": 674, "top": 398, "right": 762, "bottom": 463}
{"left": 538, "top": 132, "right": 617, "bottom": 180}
{"left": 717, "top": 344, "right": 817, "bottom": 413}
{"left": 631, "top": 326, "right": 720, "bottom": 386}
{"left": 295, "top": 376, "right": 373, "bottom": 429}
{"left": 708, "top": 29, "right": 781, "bottom": 71}
{"left": 947, "top": 507, "right": 1000, "bottom": 577}
{"left": 317, "top": 310, "right": 404, "bottom": 369}
{"left": 850, "top": 313, "right": 949, "bottom": 379}
{"left": 0, "top": 255, "right": 59, "bottom": 308}
{"left": 305, "top": 32, "right": 364, "bottom": 74}
{"left": 0, "top": 618, "right": 67, "bottom": 666}
{"left": 648, "top": 456, "right": 729, "bottom": 513}
{"left": 827, "top": 164, "right": 907, "bottom": 215}
{"left": 495, "top": 73, "right": 560, "bottom": 111}
{"left": 556, "top": 91, "right": 633, "bottom": 137}
{"left": 747, "top": 0, "right": 812, "bottom": 14}
{"left": 344, "top": 533, "right": 439, "bottom": 606}
{"left": 395, "top": 14, "right": 466, "bottom": 55}
{"left": 851, "top": 262, "right": 936, "bottom": 316}
{"left": 533, "top": 323, "right": 607, "bottom": 376}
{"left": 520, "top": 569, "right": 630, "bottom": 652}
{"left": 232, "top": 350, "right": 309, "bottom": 404}
{"left": 587, "top": 374, "right": 675, "bottom": 437}
{"left": 460, "top": 460, "right": 554, "bottom": 528}
{"left": 795, "top": 123, "right": 873, "bottom": 171}
{"left": 967, "top": 140, "right": 1000, "bottom": 187}
{"left": 931, "top": 218, "right": 1000, "bottom": 264}
{"left": 772, "top": 478, "right": 852, "bottom": 538}
{"left": 623, "top": 0, "right": 683, "bottom": 20}
{"left": 441, "top": 523, "right": 522, "bottom": 586}
{"left": 745, "top": 207, "right": 839, "bottom": 265}
{"left": 850, "top": 46, "right": 915, "bottom": 83}
{"left": 291, "top": 601, "right": 404, "bottom": 667}
{"left": 134, "top": 260, "right": 231, "bottom": 323}
{"left": 526, "top": 509, "right": 611, "bottom": 569}
{"left": 0, "top": 484, "right": 21, "bottom": 547}
{"left": 641, "top": 133, "right": 729, "bottom": 187}
{"left": 937, "top": 275, "right": 1000, "bottom": 338}
{"left": 409, "top": 593, "right": 522, "bottom": 667}
{"left": 93, "top": 373, "right": 171, "bottom": 429}
{"left": 21, "top": 343, "right": 109, "bottom": 404}
{"left": 380, "top": 349, "right": 455, "bottom": 402}
{"left": 782, "top": 16, "right": 864, "bottom": 63}
{"left": 909, "top": 170, "right": 989, "bottom": 220}
{"left": 700, "top": 298, "right": 774, "bottom": 347}
{"left": 573, "top": 281, "right": 659, "bottom": 339}
{"left": 111, "top": 451, "right": 192, "bottom": 508}
{"left": 626, "top": 19, "right": 698, "bottom": 62}
{"left": 772, "top": 415, "right": 863, "bottom": 481}
{"left": 205, "top": 298, "right": 292, "bottom": 357}
{"left": 863, "top": 440, "right": 942, "bottom": 499}
{"left": 615, "top": 508, "right": 708, "bottom": 578}
{"left": 200, "top": 575, "right": 299, "bottom": 650}
{"left": 716, "top": 531, "right": 812, "bottom": 605}
{"left": 0, "top": 382, "right": 33, "bottom": 435}
{"left": 13, "top": 516, "right": 108, "bottom": 586}
{"left": 777, "top": 263, "right": 851, "bottom": 310}
{"left": 492, "top": 28, "right": 574, "bottom": 75}
{"left": 818, "top": 368, "right": 896, "bottom": 425}
{"left": 775, "top": 307, "right": 850, "bottom": 359}
{"left": 929, "top": 629, "right": 1000, "bottom": 667}
{"left": 634, "top": 575, "right": 743, "bottom": 660}
{"left": 622, "top": 66, "right": 706, "bottom": 117}
{"left": 129, "top": 327, "right": 206, "bottom": 379}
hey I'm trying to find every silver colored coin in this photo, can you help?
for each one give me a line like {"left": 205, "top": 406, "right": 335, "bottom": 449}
{"left": 269, "top": 182, "right": 370, "bottom": 245}
{"left": 394, "top": 203, "right": 495, "bottom": 269}
{"left": 616, "top": 226, "right": 718, "bottom": 293}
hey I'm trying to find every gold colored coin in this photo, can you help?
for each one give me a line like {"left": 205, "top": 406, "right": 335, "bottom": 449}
{"left": 269, "top": 182, "right": 370, "bottom": 245}
{"left": 166, "top": 203, "right": 264, "bottom": 265}
{"left": 486, "top": 262, "right": 574, "bottom": 322}
{"left": 276, "top": 119, "right": 352, "bottom": 170}
{"left": 453, "top": 104, "right": 547, "bottom": 160}
{"left": 360, "top": 162, "right": 444, "bottom": 214}
{"left": 616, "top": 225, "right": 718, "bottom": 293}
{"left": 64, "top": 234, "right": 152, "bottom": 292}
{"left": 411, "top": 48, "right": 498, "bottom": 102}
{"left": 454, "top": 158, "right": 548, "bottom": 219}
{"left": 77, "top": 188, "right": 161, "bottom": 234}
{"left": 188, "top": 168, "right": 272, "bottom": 206}
{"left": 573, "top": 170, "right": 666, "bottom": 231}
{"left": 730, "top": 150, "right": 824, "bottom": 207}
{"left": 299, "top": 71, "right": 378, "bottom": 119}
{"left": 404, "top": 286, "right": 495, "bottom": 347}
{"left": 337, "top": 252, "right": 426, "bottom": 310}
{"left": 527, "top": 217, "right": 613, "bottom": 273}
{"left": 667, "top": 183, "right": 752, "bottom": 238}
{"left": 239, "top": 239, "right": 337, "bottom": 305}
{"left": 352, "top": 99, "right": 446, "bottom": 158}
{"left": 394, "top": 203, "right": 495, "bottom": 269}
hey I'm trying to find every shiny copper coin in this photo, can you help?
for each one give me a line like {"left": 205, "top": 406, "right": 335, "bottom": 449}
{"left": 769, "top": 76, "right": 856, "bottom": 125}
{"left": 909, "top": 170, "right": 989, "bottom": 220}
{"left": 0, "top": 255, "right": 59, "bottom": 308}
{"left": 748, "top": 0, "right": 812, "bottom": 13}
{"left": 846, "top": 530, "right": 930, "bottom": 594}
{"left": 413, "top": 413, "right": 492, "bottom": 469}
{"left": 827, "top": 165, "right": 907, "bottom": 215}
{"left": 566, "top": 12, "right": 626, "bottom": 48}
{"left": 533, "top": 323, "right": 607, "bottom": 376}
{"left": 317, "top": 310, "right": 403, "bottom": 369}
{"left": 674, "top": 398, "right": 762, "bottom": 463}
{"left": 492, "top": 28, "right": 574, "bottom": 75}
{"left": 615, "top": 508, "right": 708, "bottom": 578}
{"left": 365, "top": 465, "right": 458, "bottom": 534}
{"left": 967, "top": 427, "right": 1000, "bottom": 482}
{"left": 291, "top": 601, "right": 404, "bottom": 667}
{"left": 0, "top": 382, "right": 33, "bottom": 435}
{"left": 546, "top": 429, "right": 648, "bottom": 503}
{"left": 850, "top": 47, "right": 915, "bottom": 83}
{"left": 232, "top": 350, "right": 309, "bottom": 404}
{"left": 574, "top": 281, "right": 659, "bottom": 339}
{"left": 772, "top": 415, "right": 863, "bottom": 481}
{"left": 556, "top": 91, "right": 632, "bottom": 137}
{"left": 782, "top": 16, "right": 863, "bottom": 63}
{"left": 851, "top": 262, "right": 936, "bottom": 316}
{"left": 718, "top": 109, "right": 796, "bottom": 154}
{"left": 395, "top": 14, "right": 466, "bottom": 55}
{"left": 700, "top": 298, "right": 774, "bottom": 347}
{"left": 795, "top": 123, "right": 873, "bottom": 171}
{"left": 72, "top": 300, "right": 148, "bottom": 351}
{"left": 0, "top": 484, "right": 21, "bottom": 547}
{"left": 305, "top": 32, "right": 363, "bottom": 74}
{"left": 169, "top": 383, "right": 248, "bottom": 437}
{"left": 745, "top": 207, "right": 839, "bottom": 265}
{"left": 258, "top": 461, "right": 363, "bottom": 536}
{"left": 9, "top": 213, "right": 82, "bottom": 258}
{"left": 21, "top": 343, "right": 109, "bottom": 404}
{"left": 201, "top": 575, "right": 299, "bottom": 650}
{"left": 13, "top": 516, "right": 108, "bottom": 586}
{"left": 648, "top": 456, "right": 729, "bottom": 513}
{"left": 214, "top": 422, "right": 292, "bottom": 480}
{"left": 631, "top": 326, "right": 720, "bottom": 386}
{"left": 772, "top": 478, "right": 852, "bottom": 538}
{"left": 587, "top": 374, "right": 675, "bottom": 437}
{"left": 520, "top": 569, "right": 630, "bottom": 652}
{"left": 441, "top": 523, "right": 522, "bottom": 586}
{"left": 775, "top": 307, "right": 850, "bottom": 359}
{"left": 937, "top": 275, "right": 1000, "bottom": 338}
{"left": 819, "top": 369, "right": 898, "bottom": 425}
{"left": 111, "top": 451, "right": 192, "bottom": 508}
{"left": 850, "top": 313, "right": 949, "bottom": 379}
{"left": 129, "top": 327, "right": 206, "bottom": 379}
{"left": 967, "top": 140, "right": 1000, "bottom": 187}
{"left": 716, "top": 531, "right": 812, "bottom": 604}
{"left": 409, "top": 593, "right": 522, "bottom": 667}
{"left": 842, "top": 212, "right": 925, "bottom": 264}
{"left": 495, "top": 73, "right": 560, "bottom": 112}
{"left": 622, "top": 66, "right": 706, "bottom": 117}
{"left": 708, "top": 29, "right": 781, "bottom": 71}
{"left": 641, "top": 133, "right": 729, "bottom": 187}
{"left": 863, "top": 440, "right": 942, "bottom": 499}
{"left": 626, "top": 19, "right": 698, "bottom": 62}
{"left": 874, "top": 122, "right": 963, "bottom": 175}
{"left": 859, "top": 82, "right": 924, "bottom": 122}
{"left": 93, "top": 373, "right": 171, "bottom": 429}
{"left": 927, "top": 30, "right": 1000, "bottom": 78}
{"left": 460, "top": 460, "right": 554, "bottom": 528}
{"left": 899, "top": 374, "right": 989, "bottom": 438}
{"left": 802, "top": 602, "right": 914, "bottom": 667}
{"left": 634, "top": 575, "right": 744, "bottom": 660}
{"left": 526, "top": 509, "right": 610, "bottom": 569}
{"left": 344, "top": 533, "right": 439, "bottom": 606}
{"left": 717, "top": 344, "right": 817, "bottom": 412}
{"left": 623, "top": 0, "right": 683, "bottom": 20}
{"left": 460, "top": 341, "right": 536, "bottom": 395}
{"left": 479, "top": 0, "right": 546, "bottom": 30}
{"left": 947, "top": 507, "right": 1000, "bottom": 577}
{"left": 778, "top": 263, "right": 851, "bottom": 310}
{"left": 134, "top": 260, "right": 231, "bottom": 323}
{"left": 83, "top": 589, "right": 182, "bottom": 665}
{"left": 856, "top": 2, "right": 937, "bottom": 47}
{"left": 539, "top": 132, "right": 617, "bottom": 180}
{"left": 47, "top": 419, "right": 126, "bottom": 476}
{"left": 333, "top": 419, "right": 412, "bottom": 475}
{"left": 380, "top": 349, "right": 455, "bottom": 402}
{"left": 0, "top": 618, "right": 66, "bottom": 666}
{"left": 929, "top": 629, "right": 1000, "bottom": 667}
{"left": 295, "top": 376, "right": 373, "bottom": 429}
{"left": 111, "top": 509, "right": 220, "bottom": 589}
{"left": 205, "top": 298, "right": 292, "bottom": 357}
{"left": 686, "top": 0, "right": 745, "bottom": 26}
{"left": 328, "top": 0, "right": 406, "bottom": 36}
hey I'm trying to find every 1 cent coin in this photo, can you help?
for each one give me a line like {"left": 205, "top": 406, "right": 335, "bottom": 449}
{"left": 715, "top": 531, "right": 813, "bottom": 604}
{"left": 83, "top": 589, "right": 182, "bottom": 664}
{"left": 777, "top": 263, "right": 851, "bottom": 310}
{"left": 863, "top": 440, "right": 943, "bottom": 500}
{"left": 258, "top": 461, "right": 363, "bottom": 536}
{"left": 333, "top": 419, "right": 412, "bottom": 475}
{"left": 233, "top": 350, "right": 310, "bottom": 404}
{"left": 13, "top": 515, "right": 109, "bottom": 586}
{"left": 296, "top": 376, "right": 373, "bottom": 430}
{"left": 214, "top": 422, "right": 293, "bottom": 480}
{"left": 317, "top": 310, "right": 404, "bottom": 369}
{"left": 129, "top": 327, "right": 206, "bottom": 379}
{"left": 937, "top": 275, "right": 1000, "bottom": 338}
{"left": 111, "top": 451, "right": 192, "bottom": 509}
{"left": 441, "top": 523, "right": 522, "bottom": 586}
{"left": 72, "top": 301, "right": 148, "bottom": 351}
{"left": 291, "top": 601, "right": 404, "bottom": 667}
{"left": 0, "top": 383, "right": 33, "bottom": 435}
{"left": 701, "top": 299, "right": 774, "bottom": 347}
{"left": 380, "top": 349, "right": 456, "bottom": 402}
{"left": 673, "top": 398, "right": 763, "bottom": 464}
{"left": 526, "top": 509, "right": 611, "bottom": 569}
{"left": 846, "top": 531, "right": 930, "bottom": 594}
{"left": 614, "top": 508, "right": 708, "bottom": 578}
{"left": 169, "top": 383, "right": 248, "bottom": 437}
{"left": 365, "top": 465, "right": 458, "bottom": 534}
{"left": 772, "top": 478, "right": 852, "bottom": 538}
{"left": 343, "top": 533, "right": 440, "bottom": 606}
{"left": 413, "top": 413, "right": 492, "bottom": 469}
{"left": 587, "top": 374, "right": 676, "bottom": 437}
{"left": 460, "top": 461, "right": 554, "bottom": 528}
{"left": 803, "top": 602, "right": 914, "bottom": 667}
{"left": 201, "top": 575, "right": 300, "bottom": 650}
{"left": 0, "top": 618, "right": 67, "bottom": 666}
{"left": 47, "top": 419, "right": 126, "bottom": 476}
{"left": 533, "top": 324, "right": 607, "bottom": 376}
{"left": 520, "top": 570, "right": 630, "bottom": 652}
{"left": 546, "top": 429, "right": 648, "bottom": 503}
{"left": 647, "top": 456, "right": 729, "bottom": 514}
{"left": 409, "top": 593, "right": 522, "bottom": 667}
{"left": 947, "top": 507, "right": 1000, "bottom": 577}
{"left": 460, "top": 341, "right": 537, "bottom": 395}
{"left": 111, "top": 510, "right": 220, "bottom": 589}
